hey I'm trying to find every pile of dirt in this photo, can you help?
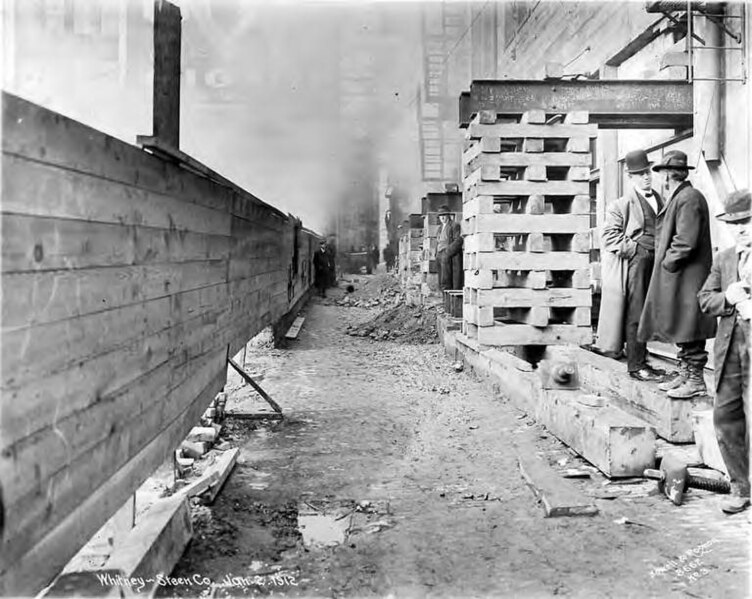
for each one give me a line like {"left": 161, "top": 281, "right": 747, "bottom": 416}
{"left": 346, "top": 303, "right": 439, "bottom": 344}
{"left": 336, "top": 273, "right": 402, "bottom": 308}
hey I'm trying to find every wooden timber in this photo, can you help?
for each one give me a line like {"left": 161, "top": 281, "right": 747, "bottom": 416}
{"left": 0, "top": 92, "right": 318, "bottom": 595}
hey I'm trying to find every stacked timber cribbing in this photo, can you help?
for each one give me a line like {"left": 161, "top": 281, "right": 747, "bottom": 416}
{"left": 399, "top": 215, "right": 423, "bottom": 289}
{"left": 420, "top": 192, "right": 462, "bottom": 298}
{"left": 462, "top": 109, "right": 596, "bottom": 346}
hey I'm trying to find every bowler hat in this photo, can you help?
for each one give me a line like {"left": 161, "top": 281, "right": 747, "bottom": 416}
{"left": 624, "top": 149, "right": 652, "bottom": 174}
{"left": 437, "top": 205, "right": 453, "bottom": 215}
{"left": 716, "top": 189, "right": 751, "bottom": 223}
{"left": 652, "top": 150, "right": 695, "bottom": 171}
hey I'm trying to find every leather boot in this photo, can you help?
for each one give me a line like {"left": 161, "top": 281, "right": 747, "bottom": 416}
{"left": 658, "top": 362, "right": 688, "bottom": 392}
{"left": 667, "top": 364, "right": 707, "bottom": 398}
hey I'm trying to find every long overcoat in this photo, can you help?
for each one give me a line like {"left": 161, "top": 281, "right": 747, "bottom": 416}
{"left": 638, "top": 181, "right": 717, "bottom": 344}
{"left": 437, "top": 220, "right": 463, "bottom": 290}
{"left": 697, "top": 248, "right": 750, "bottom": 390}
{"left": 596, "top": 186, "right": 661, "bottom": 352}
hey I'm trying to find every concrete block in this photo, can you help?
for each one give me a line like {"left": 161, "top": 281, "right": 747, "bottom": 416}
{"left": 480, "top": 137, "right": 501, "bottom": 152}
{"left": 523, "top": 138, "right": 544, "bottom": 153}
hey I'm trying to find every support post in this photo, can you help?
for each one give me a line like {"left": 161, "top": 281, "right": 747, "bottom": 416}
{"left": 152, "top": 0, "right": 181, "bottom": 149}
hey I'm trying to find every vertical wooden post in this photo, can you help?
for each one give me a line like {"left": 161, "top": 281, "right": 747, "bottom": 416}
{"left": 152, "top": 0, "right": 181, "bottom": 149}
{"left": 598, "top": 66, "right": 620, "bottom": 233}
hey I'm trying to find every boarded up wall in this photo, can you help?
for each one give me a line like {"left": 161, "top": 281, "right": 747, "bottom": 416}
{"left": 0, "top": 92, "right": 318, "bottom": 594}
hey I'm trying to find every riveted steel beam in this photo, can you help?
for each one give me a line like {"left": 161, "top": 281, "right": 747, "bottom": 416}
{"left": 459, "top": 80, "right": 693, "bottom": 130}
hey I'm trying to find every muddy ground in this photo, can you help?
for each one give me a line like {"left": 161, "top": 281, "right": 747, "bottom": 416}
{"left": 161, "top": 275, "right": 749, "bottom": 599}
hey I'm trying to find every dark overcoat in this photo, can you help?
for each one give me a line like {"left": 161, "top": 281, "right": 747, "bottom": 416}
{"left": 638, "top": 181, "right": 717, "bottom": 344}
{"left": 438, "top": 221, "right": 463, "bottom": 290}
{"left": 697, "top": 248, "right": 749, "bottom": 390}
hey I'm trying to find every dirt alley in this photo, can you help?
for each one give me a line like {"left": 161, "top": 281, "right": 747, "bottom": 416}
{"left": 165, "top": 275, "right": 750, "bottom": 599}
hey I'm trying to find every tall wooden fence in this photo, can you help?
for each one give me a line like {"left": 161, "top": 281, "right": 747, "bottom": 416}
{"left": 0, "top": 92, "right": 318, "bottom": 594}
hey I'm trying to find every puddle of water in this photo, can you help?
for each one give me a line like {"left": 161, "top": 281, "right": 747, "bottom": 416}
{"left": 297, "top": 505, "right": 350, "bottom": 548}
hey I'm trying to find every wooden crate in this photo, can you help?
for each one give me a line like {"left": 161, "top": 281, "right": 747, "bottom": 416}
{"left": 462, "top": 110, "right": 595, "bottom": 346}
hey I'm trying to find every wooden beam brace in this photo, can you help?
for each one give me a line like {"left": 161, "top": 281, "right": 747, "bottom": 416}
{"left": 228, "top": 358, "right": 283, "bottom": 414}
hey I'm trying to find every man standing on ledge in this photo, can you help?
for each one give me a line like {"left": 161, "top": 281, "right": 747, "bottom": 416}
{"left": 698, "top": 189, "right": 752, "bottom": 514}
{"left": 638, "top": 150, "right": 716, "bottom": 398}
{"left": 600, "top": 149, "right": 665, "bottom": 381}
{"left": 436, "top": 205, "right": 463, "bottom": 291}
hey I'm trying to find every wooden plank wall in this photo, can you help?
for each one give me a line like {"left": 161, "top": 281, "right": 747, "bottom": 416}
{"left": 0, "top": 92, "right": 318, "bottom": 594}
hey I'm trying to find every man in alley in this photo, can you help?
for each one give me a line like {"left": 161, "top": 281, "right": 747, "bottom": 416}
{"left": 314, "top": 239, "right": 332, "bottom": 297}
{"left": 698, "top": 189, "right": 752, "bottom": 514}
{"left": 436, "top": 205, "right": 463, "bottom": 291}
{"left": 599, "top": 149, "right": 665, "bottom": 381}
{"left": 638, "top": 150, "right": 716, "bottom": 398}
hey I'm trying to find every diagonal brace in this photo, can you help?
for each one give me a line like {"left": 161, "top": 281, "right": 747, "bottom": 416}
{"left": 228, "top": 358, "right": 283, "bottom": 415}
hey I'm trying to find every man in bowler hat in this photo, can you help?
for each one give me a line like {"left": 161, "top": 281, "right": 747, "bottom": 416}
{"left": 436, "top": 205, "right": 463, "bottom": 291}
{"left": 600, "top": 149, "right": 666, "bottom": 380}
{"left": 638, "top": 150, "right": 716, "bottom": 398}
{"left": 698, "top": 189, "right": 752, "bottom": 514}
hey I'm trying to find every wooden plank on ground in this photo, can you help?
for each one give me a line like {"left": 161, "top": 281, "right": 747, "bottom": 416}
{"left": 535, "top": 390, "right": 656, "bottom": 478}
{"left": 203, "top": 448, "right": 240, "bottom": 504}
{"left": 517, "top": 452, "right": 598, "bottom": 517}
{"left": 104, "top": 495, "right": 192, "bottom": 592}
{"left": 550, "top": 346, "right": 695, "bottom": 442}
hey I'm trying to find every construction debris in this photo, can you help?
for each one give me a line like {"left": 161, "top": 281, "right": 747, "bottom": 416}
{"left": 347, "top": 303, "right": 440, "bottom": 344}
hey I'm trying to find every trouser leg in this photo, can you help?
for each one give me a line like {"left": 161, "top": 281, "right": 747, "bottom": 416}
{"left": 714, "top": 322, "right": 750, "bottom": 497}
{"left": 437, "top": 251, "right": 448, "bottom": 291}
{"left": 677, "top": 340, "right": 709, "bottom": 370}
{"left": 626, "top": 246, "right": 654, "bottom": 372}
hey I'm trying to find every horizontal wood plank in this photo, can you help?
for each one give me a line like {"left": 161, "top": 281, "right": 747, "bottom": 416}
{"left": 476, "top": 252, "right": 590, "bottom": 270}
{"left": 465, "top": 180, "right": 590, "bottom": 196}
{"left": 475, "top": 323, "right": 593, "bottom": 345}
{"left": 2, "top": 154, "right": 232, "bottom": 236}
{"left": 466, "top": 152, "right": 591, "bottom": 169}
{"left": 476, "top": 288, "right": 592, "bottom": 308}
{"left": 472, "top": 214, "right": 591, "bottom": 234}
{"left": 467, "top": 122, "right": 598, "bottom": 139}
{"left": 1, "top": 214, "right": 231, "bottom": 273}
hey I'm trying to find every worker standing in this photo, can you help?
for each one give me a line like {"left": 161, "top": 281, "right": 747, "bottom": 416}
{"left": 436, "top": 205, "right": 463, "bottom": 291}
{"left": 638, "top": 150, "right": 716, "bottom": 398}
{"left": 698, "top": 190, "right": 752, "bottom": 514}
{"left": 598, "top": 149, "right": 665, "bottom": 380}
{"left": 313, "top": 239, "right": 331, "bottom": 297}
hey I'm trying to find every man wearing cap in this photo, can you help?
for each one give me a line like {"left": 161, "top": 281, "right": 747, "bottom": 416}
{"left": 313, "top": 239, "right": 332, "bottom": 298}
{"left": 600, "top": 149, "right": 665, "bottom": 380}
{"left": 698, "top": 189, "right": 752, "bottom": 514}
{"left": 436, "top": 205, "right": 463, "bottom": 291}
{"left": 638, "top": 150, "right": 717, "bottom": 398}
